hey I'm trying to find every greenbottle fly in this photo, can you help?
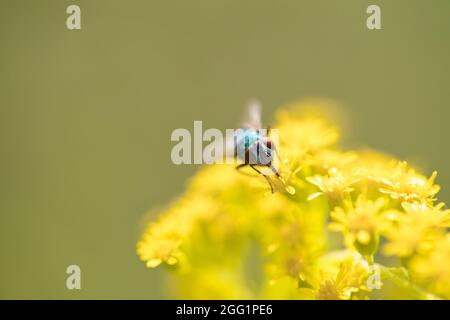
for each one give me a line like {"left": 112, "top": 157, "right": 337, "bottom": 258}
{"left": 232, "top": 100, "right": 282, "bottom": 193}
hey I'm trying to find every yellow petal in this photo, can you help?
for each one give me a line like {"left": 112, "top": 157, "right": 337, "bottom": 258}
{"left": 308, "top": 192, "right": 324, "bottom": 201}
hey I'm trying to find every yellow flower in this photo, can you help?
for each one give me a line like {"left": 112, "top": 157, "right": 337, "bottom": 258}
{"left": 265, "top": 251, "right": 318, "bottom": 291}
{"left": 409, "top": 234, "right": 450, "bottom": 299}
{"left": 137, "top": 165, "right": 254, "bottom": 269}
{"left": 137, "top": 218, "right": 185, "bottom": 268}
{"left": 307, "top": 167, "right": 360, "bottom": 201}
{"left": 137, "top": 100, "right": 449, "bottom": 300}
{"left": 176, "top": 268, "right": 254, "bottom": 299}
{"left": 261, "top": 198, "right": 327, "bottom": 292}
{"left": 329, "top": 196, "right": 386, "bottom": 258}
{"left": 276, "top": 100, "right": 340, "bottom": 161}
{"left": 315, "top": 254, "right": 372, "bottom": 300}
{"left": 308, "top": 149, "right": 357, "bottom": 173}
{"left": 371, "top": 161, "right": 440, "bottom": 204}
{"left": 383, "top": 202, "right": 450, "bottom": 257}
{"left": 263, "top": 162, "right": 301, "bottom": 195}
{"left": 136, "top": 195, "right": 218, "bottom": 268}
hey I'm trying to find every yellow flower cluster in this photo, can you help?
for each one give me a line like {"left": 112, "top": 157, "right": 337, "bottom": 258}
{"left": 137, "top": 100, "right": 449, "bottom": 299}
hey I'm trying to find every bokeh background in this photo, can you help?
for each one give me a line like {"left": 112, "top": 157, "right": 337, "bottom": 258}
{"left": 1, "top": 0, "right": 449, "bottom": 299}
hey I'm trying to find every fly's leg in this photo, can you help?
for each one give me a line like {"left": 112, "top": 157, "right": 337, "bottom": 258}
{"left": 236, "top": 163, "right": 276, "bottom": 193}
{"left": 236, "top": 163, "right": 252, "bottom": 177}
{"left": 270, "top": 165, "right": 281, "bottom": 178}
{"left": 250, "top": 164, "right": 274, "bottom": 193}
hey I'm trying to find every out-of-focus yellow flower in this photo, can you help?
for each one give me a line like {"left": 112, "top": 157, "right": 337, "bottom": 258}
{"left": 137, "top": 203, "right": 193, "bottom": 268}
{"left": 277, "top": 112, "right": 339, "bottom": 151}
{"left": 137, "top": 195, "right": 217, "bottom": 268}
{"left": 276, "top": 101, "right": 340, "bottom": 162}
{"left": 308, "top": 150, "right": 357, "bottom": 173}
{"left": 371, "top": 161, "right": 440, "bottom": 204}
{"left": 410, "top": 234, "right": 450, "bottom": 299}
{"left": 260, "top": 195, "right": 327, "bottom": 297}
{"left": 383, "top": 202, "right": 450, "bottom": 258}
{"left": 329, "top": 196, "right": 387, "bottom": 259}
{"left": 176, "top": 268, "right": 255, "bottom": 299}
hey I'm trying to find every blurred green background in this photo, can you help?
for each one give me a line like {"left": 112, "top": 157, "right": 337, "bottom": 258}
{"left": 1, "top": 0, "right": 449, "bottom": 299}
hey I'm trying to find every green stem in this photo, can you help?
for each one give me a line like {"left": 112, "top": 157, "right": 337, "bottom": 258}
{"left": 379, "top": 265, "right": 441, "bottom": 300}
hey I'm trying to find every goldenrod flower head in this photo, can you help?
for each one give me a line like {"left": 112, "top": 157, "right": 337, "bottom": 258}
{"left": 262, "top": 203, "right": 326, "bottom": 292}
{"left": 137, "top": 216, "right": 185, "bottom": 268}
{"left": 410, "top": 234, "right": 450, "bottom": 299}
{"left": 315, "top": 254, "right": 372, "bottom": 300}
{"left": 137, "top": 100, "right": 450, "bottom": 299}
{"left": 264, "top": 161, "right": 301, "bottom": 195}
{"left": 372, "top": 161, "right": 440, "bottom": 204}
{"left": 136, "top": 194, "right": 219, "bottom": 268}
{"left": 401, "top": 201, "right": 450, "bottom": 228}
{"left": 308, "top": 150, "right": 357, "bottom": 173}
{"left": 276, "top": 101, "right": 340, "bottom": 161}
{"left": 383, "top": 202, "right": 450, "bottom": 258}
{"left": 307, "top": 167, "right": 360, "bottom": 201}
{"left": 329, "top": 196, "right": 386, "bottom": 258}
{"left": 176, "top": 268, "right": 254, "bottom": 299}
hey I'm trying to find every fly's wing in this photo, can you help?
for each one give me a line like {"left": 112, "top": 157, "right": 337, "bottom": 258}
{"left": 257, "top": 139, "right": 274, "bottom": 165}
{"left": 241, "top": 99, "right": 262, "bottom": 130}
{"left": 212, "top": 100, "right": 263, "bottom": 163}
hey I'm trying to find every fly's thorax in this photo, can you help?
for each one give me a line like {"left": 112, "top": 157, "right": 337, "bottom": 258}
{"left": 234, "top": 129, "right": 275, "bottom": 165}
